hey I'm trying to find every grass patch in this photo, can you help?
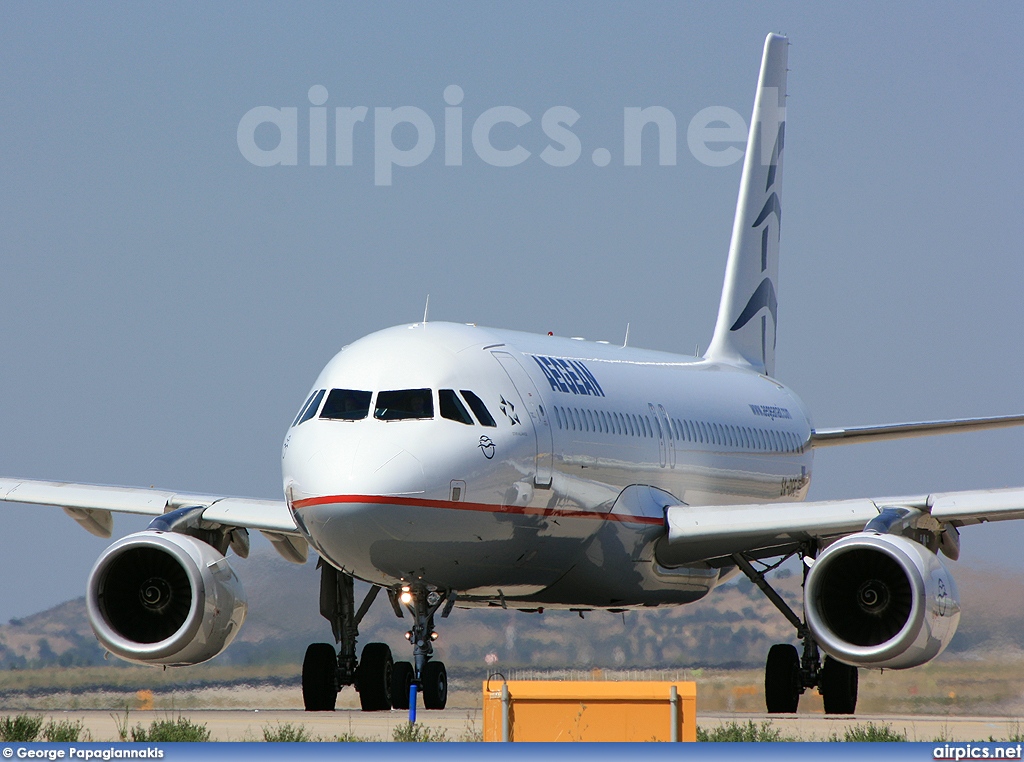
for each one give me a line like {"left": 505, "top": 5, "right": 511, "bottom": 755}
{"left": 832, "top": 722, "right": 907, "bottom": 742}
{"left": 42, "top": 719, "right": 85, "bottom": 742}
{"left": 263, "top": 722, "right": 316, "bottom": 742}
{"left": 0, "top": 715, "right": 44, "bottom": 742}
{"left": 392, "top": 722, "right": 449, "bottom": 742}
{"left": 129, "top": 716, "right": 211, "bottom": 742}
{"left": 698, "top": 720, "right": 792, "bottom": 742}
{"left": 336, "top": 731, "right": 375, "bottom": 742}
{"left": 0, "top": 715, "right": 84, "bottom": 742}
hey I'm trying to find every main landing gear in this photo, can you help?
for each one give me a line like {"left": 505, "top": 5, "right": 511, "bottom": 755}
{"left": 301, "top": 562, "right": 454, "bottom": 712}
{"left": 732, "top": 550, "right": 858, "bottom": 715}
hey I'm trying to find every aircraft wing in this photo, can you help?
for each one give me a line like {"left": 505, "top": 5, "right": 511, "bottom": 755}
{"left": 811, "top": 413, "right": 1024, "bottom": 447}
{"left": 658, "top": 486, "right": 1024, "bottom": 566}
{"left": 0, "top": 477, "right": 306, "bottom": 562}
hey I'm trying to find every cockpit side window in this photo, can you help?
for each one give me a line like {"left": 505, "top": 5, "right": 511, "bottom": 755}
{"left": 296, "top": 389, "right": 326, "bottom": 426}
{"left": 374, "top": 388, "right": 434, "bottom": 420}
{"left": 292, "top": 390, "right": 319, "bottom": 426}
{"left": 460, "top": 390, "right": 497, "bottom": 427}
{"left": 320, "top": 389, "right": 372, "bottom": 421}
{"left": 439, "top": 389, "right": 474, "bottom": 425}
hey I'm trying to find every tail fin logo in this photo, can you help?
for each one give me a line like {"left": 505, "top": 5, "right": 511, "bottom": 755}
{"left": 729, "top": 119, "right": 785, "bottom": 362}
{"left": 729, "top": 277, "right": 778, "bottom": 332}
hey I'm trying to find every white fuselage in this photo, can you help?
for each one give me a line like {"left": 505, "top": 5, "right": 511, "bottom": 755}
{"left": 282, "top": 322, "right": 813, "bottom": 609}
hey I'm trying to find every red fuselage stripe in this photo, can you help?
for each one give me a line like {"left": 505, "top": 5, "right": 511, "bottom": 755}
{"left": 291, "top": 494, "right": 665, "bottom": 525}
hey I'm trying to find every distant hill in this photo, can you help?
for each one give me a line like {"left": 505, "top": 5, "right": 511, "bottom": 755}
{"left": 1, "top": 552, "right": 1020, "bottom": 673}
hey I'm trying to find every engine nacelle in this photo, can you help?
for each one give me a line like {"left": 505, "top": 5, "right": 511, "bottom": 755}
{"left": 804, "top": 532, "right": 959, "bottom": 669}
{"left": 86, "top": 531, "right": 247, "bottom": 666}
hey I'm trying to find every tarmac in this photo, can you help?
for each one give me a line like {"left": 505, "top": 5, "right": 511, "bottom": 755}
{"left": 20, "top": 709, "right": 1024, "bottom": 742}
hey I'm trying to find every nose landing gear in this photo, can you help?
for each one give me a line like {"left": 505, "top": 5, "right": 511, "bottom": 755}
{"left": 392, "top": 585, "right": 454, "bottom": 712}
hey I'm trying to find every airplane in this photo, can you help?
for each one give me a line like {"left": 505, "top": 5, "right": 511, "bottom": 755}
{"left": 4, "top": 32, "right": 1024, "bottom": 717}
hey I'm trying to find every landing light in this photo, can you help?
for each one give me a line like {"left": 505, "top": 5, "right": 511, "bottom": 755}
{"left": 404, "top": 631, "right": 412, "bottom": 641}
{"left": 430, "top": 632, "right": 439, "bottom": 641}
{"left": 400, "top": 591, "right": 413, "bottom": 605}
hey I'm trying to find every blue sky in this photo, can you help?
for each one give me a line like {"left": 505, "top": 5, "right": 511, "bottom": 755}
{"left": 1, "top": 2, "right": 1023, "bottom": 622}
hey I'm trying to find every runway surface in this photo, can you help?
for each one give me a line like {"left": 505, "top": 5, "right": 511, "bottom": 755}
{"left": 18, "top": 709, "right": 1024, "bottom": 742}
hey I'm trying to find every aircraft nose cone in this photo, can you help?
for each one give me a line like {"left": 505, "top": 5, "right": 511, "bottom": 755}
{"left": 352, "top": 440, "right": 425, "bottom": 495}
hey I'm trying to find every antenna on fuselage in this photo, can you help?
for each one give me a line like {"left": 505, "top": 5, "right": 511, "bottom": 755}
{"left": 622, "top": 323, "right": 630, "bottom": 348}
{"left": 422, "top": 294, "right": 430, "bottom": 324}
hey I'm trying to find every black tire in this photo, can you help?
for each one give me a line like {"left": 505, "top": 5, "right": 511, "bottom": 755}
{"left": 391, "top": 661, "right": 414, "bottom": 710}
{"left": 422, "top": 660, "right": 448, "bottom": 710}
{"left": 356, "top": 642, "right": 394, "bottom": 711}
{"left": 764, "top": 643, "right": 801, "bottom": 713}
{"left": 302, "top": 643, "right": 338, "bottom": 711}
{"left": 820, "top": 656, "right": 858, "bottom": 714}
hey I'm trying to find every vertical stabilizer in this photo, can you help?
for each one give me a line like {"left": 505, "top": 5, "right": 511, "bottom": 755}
{"left": 705, "top": 34, "right": 788, "bottom": 377}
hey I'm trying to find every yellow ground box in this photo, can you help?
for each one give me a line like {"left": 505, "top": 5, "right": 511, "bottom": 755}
{"left": 482, "top": 679, "right": 696, "bottom": 742}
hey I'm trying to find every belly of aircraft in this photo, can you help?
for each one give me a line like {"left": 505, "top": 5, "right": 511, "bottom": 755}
{"left": 295, "top": 497, "right": 590, "bottom": 593}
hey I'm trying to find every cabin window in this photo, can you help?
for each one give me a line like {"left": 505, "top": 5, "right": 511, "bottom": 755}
{"left": 439, "top": 389, "right": 474, "bottom": 425}
{"left": 320, "top": 389, "right": 372, "bottom": 421}
{"left": 460, "top": 390, "right": 497, "bottom": 427}
{"left": 295, "top": 389, "right": 326, "bottom": 426}
{"left": 375, "top": 389, "right": 433, "bottom": 420}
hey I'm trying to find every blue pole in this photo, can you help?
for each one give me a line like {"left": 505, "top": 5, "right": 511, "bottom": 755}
{"left": 409, "top": 683, "right": 418, "bottom": 724}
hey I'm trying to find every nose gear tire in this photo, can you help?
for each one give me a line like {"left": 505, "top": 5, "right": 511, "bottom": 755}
{"left": 391, "top": 661, "right": 414, "bottom": 710}
{"left": 422, "top": 660, "right": 448, "bottom": 709}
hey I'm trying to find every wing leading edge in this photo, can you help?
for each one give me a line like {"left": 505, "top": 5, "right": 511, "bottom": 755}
{"left": 658, "top": 486, "right": 1024, "bottom": 567}
{"left": 812, "top": 413, "right": 1024, "bottom": 447}
{"left": 0, "top": 477, "right": 306, "bottom": 563}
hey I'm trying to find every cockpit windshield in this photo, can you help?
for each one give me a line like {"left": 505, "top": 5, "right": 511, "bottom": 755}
{"left": 293, "top": 389, "right": 325, "bottom": 426}
{"left": 460, "top": 390, "right": 497, "bottom": 427}
{"left": 439, "top": 389, "right": 474, "bottom": 425}
{"left": 374, "top": 389, "right": 434, "bottom": 420}
{"left": 320, "top": 389, "right": 372, "bottom": 420}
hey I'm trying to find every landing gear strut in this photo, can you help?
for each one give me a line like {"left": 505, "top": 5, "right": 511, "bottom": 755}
{"left": 302, "top": 562, "right": 389, "bottom": 711}
{"left": 732, "top": 549, "right": 858, "bottom": 715}
{"left": 392, "top": 584, "right": 454, "bottom": 711}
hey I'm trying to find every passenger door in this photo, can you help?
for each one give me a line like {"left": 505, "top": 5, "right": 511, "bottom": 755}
{"left": 492, "top": 351, "right": 554, "bottom": 488}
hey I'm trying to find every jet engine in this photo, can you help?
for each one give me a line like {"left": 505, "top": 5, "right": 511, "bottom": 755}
{"left": 86, "top": 530, "right": 247, "bottom": 666}
{"left": 804, "top": 532, "right": 959, "bottom": 669}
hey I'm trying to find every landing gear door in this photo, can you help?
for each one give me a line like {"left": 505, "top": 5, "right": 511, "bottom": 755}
{"left": 491, "top": 351, "right": 553, "bottom": 488}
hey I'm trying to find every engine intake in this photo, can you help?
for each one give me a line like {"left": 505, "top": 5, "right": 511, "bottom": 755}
{"left": 804, "top": 532, "right": 959, "bottom": 669}
{"left": 87, "top": 531, "right": 247, "bottom": 666}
